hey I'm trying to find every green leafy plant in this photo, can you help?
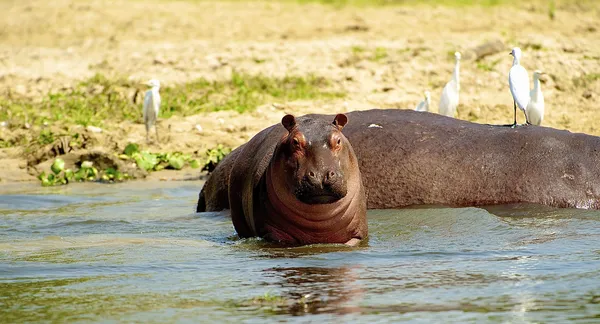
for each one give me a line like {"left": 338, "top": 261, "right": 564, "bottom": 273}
{"left": 202, "top": 144, "right": 232, "bottom": 173}
{"left": 38, "top": 158, "right": 109, "bottom": 186}
{"left": 121, "top": 144, "right": 200, "bottom": 172}
{"left": 37, "top": 143, "right": 230, "bottom": 186}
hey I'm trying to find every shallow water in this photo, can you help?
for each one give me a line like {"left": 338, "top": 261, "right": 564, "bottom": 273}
{"left": 1, "top": 181, "right": 599, "bottom": 323}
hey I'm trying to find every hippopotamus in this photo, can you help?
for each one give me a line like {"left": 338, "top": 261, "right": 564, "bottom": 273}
{"left": 198, "top": 109, "right": 600, "bottom": 243}
{"left": 197, "top": 114, "right": 367, "bottom": 246}
{"left": 341, "top": 109, "right": 600, "bottom": 209}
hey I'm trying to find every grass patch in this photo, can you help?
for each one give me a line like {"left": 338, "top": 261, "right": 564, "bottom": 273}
{"left": 476, "top": 58, "right": 502, "bottom": 72}
{"left": 0, "top": 73, "right": 345, "bottom": 129}
{"left": 351, "top": 46, "right": 365, "bottom": 54}
{"left": 573, "top": 73, "right": 600, "bottom": 88}
{"left": 548, "top": 0, "right": 556, "bottom": 20}
{"left": 344, "top": 46, "right": 389, "bottom": 65}
{"left": 521, "top": 42, "right": 544, "bottom": 51}
{"left": 372, "top": 47, "right": 388, "bottom": 61}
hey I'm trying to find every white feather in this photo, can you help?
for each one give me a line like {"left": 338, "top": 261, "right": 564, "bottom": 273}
{"left": 508, "top": 48, "right": 530, "bottom": 113}
{"left": 143, "top": 79, "right": 161, "bottom": 131}
{"left": 526, "top": 71, "right": 545, "bottom": 125}
{"left": 439, "top": 52, "right": 461, "bottom": 117}
{"left": 509, "top": 66, "right": 530, "bottom": 112}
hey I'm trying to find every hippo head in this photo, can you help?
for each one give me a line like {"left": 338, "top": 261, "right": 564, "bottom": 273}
{"left": 261, "top": 113, "right": 367, "bottom": 245}
{"left": 276, "top": 114, "right": 351, "bottom": 205}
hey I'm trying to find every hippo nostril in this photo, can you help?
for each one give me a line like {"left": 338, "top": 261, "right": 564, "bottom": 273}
{"left": 324, "top": 171, "right": 337, "bottom": 186}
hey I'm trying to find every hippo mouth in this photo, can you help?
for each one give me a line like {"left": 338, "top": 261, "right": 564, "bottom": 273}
{"left": 296, "top": 188, "right": 345, "bottom": 205}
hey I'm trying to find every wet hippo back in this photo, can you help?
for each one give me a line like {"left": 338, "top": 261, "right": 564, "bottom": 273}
{"left": 341, "top": 109, "right": 600, "bottom": 209}
{"left": 199, "top": 108, "right": 600, "bottom": 212}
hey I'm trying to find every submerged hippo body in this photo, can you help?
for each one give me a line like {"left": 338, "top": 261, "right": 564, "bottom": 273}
{"left": 198, "top": 109, "right": 600, "bottom": 230}
{"left": 198, "top": 114, "right": 367, "bottom": 245}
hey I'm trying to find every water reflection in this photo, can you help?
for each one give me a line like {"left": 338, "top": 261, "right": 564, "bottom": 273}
{"left": 263, "top": 266, "right": 364, "bottom": 315}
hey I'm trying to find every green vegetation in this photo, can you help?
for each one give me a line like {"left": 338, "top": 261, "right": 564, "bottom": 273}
{"left": 548, "top": 0, "right": 556, "bottom": 20}
{"left": 372, "top": 47, "right": 389, "bottom": 61}
{"left": 37, "top": 143, "right": 232, "bottom": 186}
{"left": 37, "top": 129, "right": 56, "bottom": 145}
{"left": 476, "top": 58, "right": 502, "bottom": 72}
{"left": 573, "top": 73, "right": 600, "bottom": 88}
{"left": 347, "top": 46, "right": 389, "bottom": 63}
{"left": 0, "top": 72, "right": 345, "bottom": 130}
{"left": 38, "top": 158, "right": 131, "bottom": 186}
{"left": 522, "top": 43, "right": 544, "bottom": 51}
{"left": 351, "top": 46, "right": 365, "bottom": 55}
{"left": 118, "top": 143, "right": 200, "bottom": 172}
{"left": 202, "top": 144, "right": 232, "bottom": 172}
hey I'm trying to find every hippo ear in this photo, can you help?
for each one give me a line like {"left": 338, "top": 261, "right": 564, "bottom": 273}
{"left": 333, "top": 114, "right": 348, "bottom": 130}
{"left": 281, "top": 114, "right": 296, "bottom": 132}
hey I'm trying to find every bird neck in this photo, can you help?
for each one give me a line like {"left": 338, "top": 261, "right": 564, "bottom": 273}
{"left": 532, "top": 76, "right": 542, "bottom": 96}
{"left": 452, "top": 60, "right": 460, "bottom": 88}
{"left": 512, "top": 56, "right": 520, "bottom": 66}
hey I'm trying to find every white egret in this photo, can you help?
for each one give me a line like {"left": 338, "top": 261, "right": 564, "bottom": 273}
{"left": 526, "top": 70, "right": 545, "bottom": 126}
{"left": 415, "top": 91, "right": 431, "bottom": 112}
{"left": 508, "top": 47, "right": 530, "bottom": 126}
{"left": 439, "top": 52, "right": 461, "bottom": 118}
{"left": 143, "top": 79, "right": 161, "bottom": 143}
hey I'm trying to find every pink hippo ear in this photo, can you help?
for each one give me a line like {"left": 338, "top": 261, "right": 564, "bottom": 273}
{"left": 281, "top": 114, "right": 297, "bottom": 132}
{"left": 333, "top": 114, "right": 348, "bottom": 130}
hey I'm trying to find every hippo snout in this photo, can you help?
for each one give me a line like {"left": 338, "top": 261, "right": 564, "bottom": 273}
{"left": 305, "top": 170, "right": 341, "bottom": 188}
{"left": 297, "top": 169, "right": 346, "bottom": 205}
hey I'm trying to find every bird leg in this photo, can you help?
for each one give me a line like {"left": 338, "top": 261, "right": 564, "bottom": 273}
{"left": 145, "top": 123, "right": 151, "bottom": 143}
{"left": 524, "top": 113, "right": 531, "bottom": 126}
{"left": 155, "top": 125, "right": 160, "bottom": 144}
{"left": 511, "top": 101, "right": 517, "bottom": 128}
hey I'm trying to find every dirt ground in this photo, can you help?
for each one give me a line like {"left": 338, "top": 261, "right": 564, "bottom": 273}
{"left": 0, "top": 0, "right": 599, "bottom": 183}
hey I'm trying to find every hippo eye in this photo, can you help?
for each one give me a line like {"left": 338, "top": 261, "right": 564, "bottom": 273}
{"left": 293, "top": 138, "right": 300, "bottom": 146}
{"left": 337, "top": 138, "right": 341, "bottom": 146}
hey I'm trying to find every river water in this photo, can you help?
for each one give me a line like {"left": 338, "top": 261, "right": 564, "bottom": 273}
{"left": 1, "top": 181, "right": 599, "bottom": 323}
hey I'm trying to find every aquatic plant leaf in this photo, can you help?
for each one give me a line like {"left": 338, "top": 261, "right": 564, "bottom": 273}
{"left": 124, "top": 143, "right": 140, "bottom": 157}
{"left": 168, "top": 155, "right": 185, "bottom": 170}
{"left": 135, "top": 151, "right": 158, "bottom": 171}
{"left": 64, "top": 169, "right": 74, "bottom": 181}
{"left": 189, "top": 159, "right": 200, "bottom": 169}
{"left": 51, "top": 158, "right": 65, "bottom": 175}
{"left": 81, "top": 161, "right": 93, "bottom": 169}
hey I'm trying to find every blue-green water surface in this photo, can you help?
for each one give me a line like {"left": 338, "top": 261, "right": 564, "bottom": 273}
{"left": 1, "top": 181, "right": 599, "bottom": 323}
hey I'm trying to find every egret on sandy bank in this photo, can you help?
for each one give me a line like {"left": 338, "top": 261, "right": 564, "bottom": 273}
{"left": 526, "top": 70, "right": 545, "bottom": 126}
{"left": 439, "top": 52, "right": 461, "bottom": 118}
{"left": 415, "top": 91, "right": 431, "bottom": 112}
{"left": 143, "top": 79, "right": 161, "bottom": 143}
{"left": 508, "top": 47, "right": 530, "bottom": 126}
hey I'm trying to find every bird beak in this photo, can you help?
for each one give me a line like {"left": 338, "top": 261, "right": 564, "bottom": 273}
{"left": 509, "top": 52, "right": 513, "bottom": 56}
